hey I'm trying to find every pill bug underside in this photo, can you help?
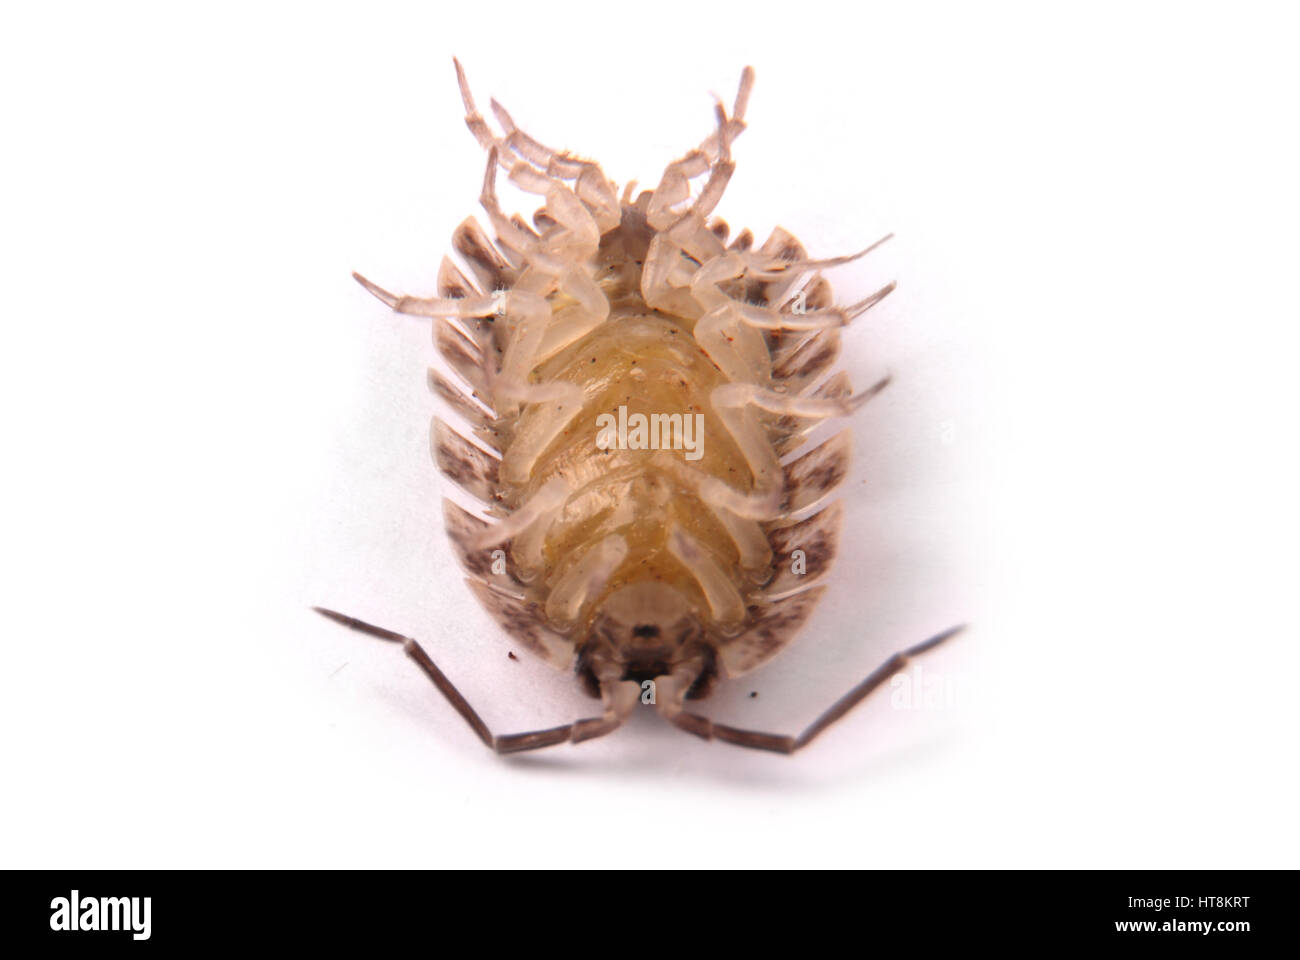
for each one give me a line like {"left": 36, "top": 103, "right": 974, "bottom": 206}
{"left": 324, "top": 62, "right": 961, "bottom": 755}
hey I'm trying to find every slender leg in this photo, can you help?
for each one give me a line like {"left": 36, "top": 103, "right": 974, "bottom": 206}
{"left": 476, "top": 148, "right": 553, "bottom": 268}
{"left": 668, "top": 625, "right": 967, "bottom": 754}
{"left": 313, "top": 607, "right": 635, "bottom": 754}
{"left": 646, "top": 148, "right": 714, "bottom": 229}
{"left": 642, "top": 97, "right": 741, "bottom": 309}
{"left": 685, "top": 374, "right": 889, "bottom": 525}
{"left": 353, "top": 259, "right": 592, "bottom": 468}
{"left": 352, "top": 271, "right": 498, "bottom": 320}
{"left": 489, "top": 99, "right": 620, "bottom": 233}
{"left": 351, "top": 267, "right": 578, "bottom": 423}
{"left": 454, "top": 58, "right": 619, "bottom": 234}
{"left": 646, "top": 65, "right": 754, "bottom": 234}
{"left": 506, "top": 160, "right": 601, "bottom": 257}
{"left": 716, "top": 376, "right": 892, "bottom": 420}
{"left": 737, "top": 282, "right": 896, "bottom": 332}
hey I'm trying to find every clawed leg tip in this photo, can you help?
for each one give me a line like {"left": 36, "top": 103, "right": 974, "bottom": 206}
{"left": 313, "top": 606, "right": 411, "bottom": 644}
{"left": 843, "top": 374, "right": 891, "bottom": 411}
{"left": 351, "top": 271, "right": 398, "bottom": 308}
{"left": 855, "top": 233, "right": 895, "bottom": 259}
{"left": 846, "top": 282, "right": 897, "bottom": 320}
{"left": 912, "top": 623, "right": 968, "bottom": 656}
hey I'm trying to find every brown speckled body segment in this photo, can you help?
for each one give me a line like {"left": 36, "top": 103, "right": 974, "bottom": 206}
{"left": 350, "top": 61, "right": 905, "bottom": 744}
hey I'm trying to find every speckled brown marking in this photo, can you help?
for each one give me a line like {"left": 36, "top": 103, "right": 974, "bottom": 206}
{"left": 765, "top": 500, "right": 843, "bottom": 596}
{"left": 465, "top": 579, "right": 574, "bottom": 667}
{"left": 771, "top": 371, "right": 856, "bottom": 457}
{"left": 432, "top": 418, "right": 500, "bottom": 503}
{"left": 452, "top": 217, "right": 515, "bottom": 293}
{"left": 427, "top": 368, "right": 494, "bottom": 440}
{"left": 442, "top": 498, "right": 521, "bottom": 585}
{"left": 718, "top": 586, "right": 828, "bottom": 676}
{"left": 772, "top": 328, "right": 842, "bottom": 389}
{"left": 745, "top": 226, "right": 807, "bottom": 306}
{"left": 436, "top": 321, "right": 489, "bottom": 396}
{"left": 437, "top": 256, "right": 476, "bottom": 301}
{"left": 782, "top": 430, "right": 852, "bottom": 515}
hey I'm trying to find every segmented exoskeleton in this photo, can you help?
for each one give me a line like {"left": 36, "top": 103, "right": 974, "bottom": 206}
{"left": 318, "top": 62, "right": 961, "bottom": 754}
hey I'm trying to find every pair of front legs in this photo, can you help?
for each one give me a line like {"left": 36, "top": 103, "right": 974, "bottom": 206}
{"left": 313, "top": 607, "right": 963, "bottom": 756}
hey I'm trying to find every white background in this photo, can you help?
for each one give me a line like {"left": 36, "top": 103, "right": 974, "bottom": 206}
{"left": 2, "top": 1, "right": 1297, "bottom": 868}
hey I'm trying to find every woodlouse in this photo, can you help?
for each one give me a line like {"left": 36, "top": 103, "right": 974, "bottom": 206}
{"left": 317, "top": 61, "right": 962, "bottom": 755}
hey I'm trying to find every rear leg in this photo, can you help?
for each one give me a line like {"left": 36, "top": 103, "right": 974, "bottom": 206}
{"left": 671, "top": 625, "right": 966, "bottom": 753}
{"left": 313, "top": 608, "right": 637, "bottom": 753}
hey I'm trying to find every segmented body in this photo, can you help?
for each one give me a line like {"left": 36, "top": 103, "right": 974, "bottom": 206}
{"left": 354, "top": 62, "right": 895, "bottom": 736}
